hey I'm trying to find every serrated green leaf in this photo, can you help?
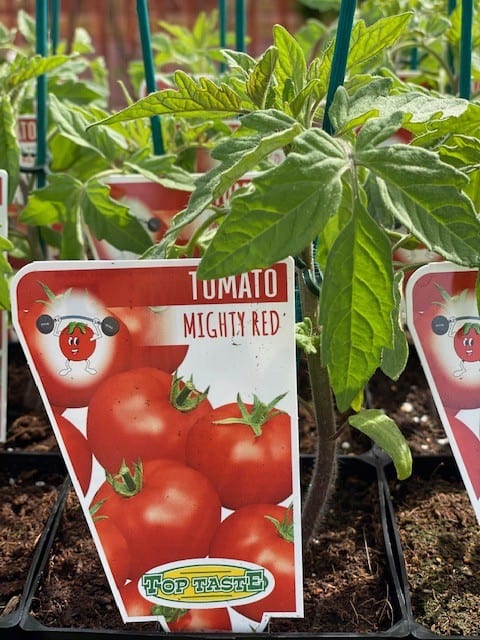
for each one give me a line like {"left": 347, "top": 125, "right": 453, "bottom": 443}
{"left": 81, "top": 179, "right": 152, "bottom": 254}
{"left": 20, "top": 174, "right": 81, "bottom": 226}
{"left": 0, "top": 95, "right": 20, "bottom": 204}
{"left": 355, "top": 111, "right": 405, "bottom": 149}
{"left": 330, "top": 78, "right": 394, "bottom": 135}
{"left": 348, "top": 409, "right": 412, "bottom": 480}
{"left": 246, "top": 46, "right": 278, "bottom": 109}
{"left": 320, "top": 201, "right": 394, "bottom": 412}
{"left": 8, "top": 54, "right": 71, "bottom": 88}
{"left": 347, "top": 13, "right": 413, "bottom": 72}
{"left": 0, "top": 275, "right": 11, "bottom": 311}
{"left": 273, "top": 24, "right": 307, "bottom": 96}
{"left": 358, "top": 144, "right": 480, "bottom": 267}
{"left": 381, "top": 271, "right": 409, "bottom": 380}
{"left": 158, "top": 111, "right": 302, "bottom": 245}
{"left": 94, "top": 71, "right": 254, "bottom": 126}
{"left": 197, "top": 128, "right": 347, "bottom": 279}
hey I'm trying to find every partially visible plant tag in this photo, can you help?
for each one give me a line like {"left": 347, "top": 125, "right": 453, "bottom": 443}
{"left": 406, "top": 262, "right": 480, "bottom": 520}
{"left": 0, "top": 170, "right": 7, "bottom": 442}
{"left": 11, "top": 258, "right": 303, "bottom": 632}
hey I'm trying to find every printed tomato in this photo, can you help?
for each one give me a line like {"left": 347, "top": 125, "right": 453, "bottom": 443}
{"left": 185, "top": 394, "right": 292, "bottom": 509}
{"left": 409, "top": 270, "right": 480, "bottom": 410}
{"left": 209, "top": 503, "right": 296, "bottom": 623}
{"left": 91, "top": 459, "right": 221, "bottom": 579}
{"left": 119, "top": 580, "right": 154, "bottom": 616}
{"left": 94, "top": 518, "right": 130, "bottom": 588}
{"left": 55, "top": 413, "right": 92, "bottom": 494}
{"left": 17, "top": 288, "right": 132, "bottom": 408}
{"left": 87, "top": 368, "right": 212, "bottom": 472}
{"left": 444, "top": 407, "right": 480, "bottom": 498}
{"left": 166, "top": 607, "right": 232, "bottom": 632}
{"left": 119, "top": 582, "right": 232, "bottom": 631}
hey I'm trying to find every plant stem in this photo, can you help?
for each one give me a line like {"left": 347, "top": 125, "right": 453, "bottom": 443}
{"left": 298, "top": 247, "right": 337, "bottom": 550}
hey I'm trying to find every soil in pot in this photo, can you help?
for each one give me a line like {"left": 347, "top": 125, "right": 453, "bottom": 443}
{"left": 390, "top": 458, "right": 480, "bottom": 636}
{"left": 24, "top": 458, "right": 403, "bottom": 634}
{"left": 0, "top": 460, "right": 65, "bottom": 621}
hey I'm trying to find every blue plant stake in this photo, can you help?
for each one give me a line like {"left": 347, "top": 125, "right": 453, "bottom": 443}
{"left": 136, "top": 0, "right": 165, "bottom": 155}
{"left": 50, "top": 0, "right": 60, "bottom": 54}
{"left": 235, "top": 0, "right": 246, "bottom": 53}
{"left": 219, "top": 0, "right": 228, "bottom": 73}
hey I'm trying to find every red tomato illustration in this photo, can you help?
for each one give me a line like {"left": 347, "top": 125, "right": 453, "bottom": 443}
{"left": 87, "top": 367, "right": 211, "bottom": 473}
{"left": 17, "top": 292, "right": 132, "bottom": 409}
{"left": 91, "top": 459, "right": 222, "bottom": 579}
{"left": 185, "top": 394, "right": 292, "bottom": 509}
{"left": 453, "top": 324, "right": 480, "bottom": 363}
{"left": 94, "top": 518, "right": 131, "bottom": 588}
{"left": 55, "top": 413, "right": 92, "bottom": 495}
{"left": 410, "top": 271, "right": 480, "bottom": 410}
{"left": 59, "top": 322, "right": 96, "bottom": 362}
{"left": 209, "top": 503, "right": 296, "bottom": 622}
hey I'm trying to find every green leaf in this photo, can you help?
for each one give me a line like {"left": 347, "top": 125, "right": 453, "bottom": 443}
{"left": 359, "top": 144, "right": 480, "bottom": 267}
{"left": 159, "top": 110, "right": 302, "bottom": 244}
{"left": 347, "top": 13, "right": 413, "bottom": 72}
{"left": 94, "top": 71, "right": 255, "bottom": 125}
{"left": 381, "top": 271, "right": 409, "bottom": 380}
{"left": 330, "top": 79, "right": 394, "bottom": 136}
{"left": 197, "top": 128, "right": 347, "bottom": 279}
{"left": 246, "top": 46, "right": 279, "bottom": 109}
{"left": 81, "top": 179, "right": 152, "bottom": 254}
{"left": 273, "top": 24, "right": 307, "bottom": 96}
{"left": 20, "top": 174, "right": 81, "bottom": 226}
{"left": 0, "top": 95, "right": 20, "bottom": 204}
{"left": 320, "top": 201, "right": 394, "bottom": 412}
{"left": 7, "top": 54, "right": 71, "bottom": 88}
{"left": 348, "top": 409, "right": 412, "bottom": 480}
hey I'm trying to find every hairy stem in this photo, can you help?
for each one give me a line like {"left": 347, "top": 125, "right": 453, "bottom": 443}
{"left": 298, "top": 247, "right": 337, "bottom": 550}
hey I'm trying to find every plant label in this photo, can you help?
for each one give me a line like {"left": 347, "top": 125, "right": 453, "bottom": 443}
{"left": 11, "top": 258, "right": 303, "bottom": 632}
{"left": 17, "top": 114, "right": 37, "bottom": 169}
{"left": 0, "top": 170, "right": 7, "bottom": 442}
{"left": 406, "top": 262, "right": 480, "bottom": 521}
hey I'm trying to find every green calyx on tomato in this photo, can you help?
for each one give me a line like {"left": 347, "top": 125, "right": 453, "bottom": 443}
{"left": 106, "top": 459, "right": 143, "bottom": 498}
{"left": 170, "top": 372, "right": 209, "bottom": 413}
{"left": 460, "top": 322, "right": 480, "bottom": 335}
{"left": 151, "top": 606, "right": 187, "bottom": 622}
{"left": 66, "top": 321, "right": 88, "bottom": 334}
{"left": 265, "top": 507, "right": 294, "bottom": 543}
{"left": 214, "top": 392, "right": 287, "bottom": 437}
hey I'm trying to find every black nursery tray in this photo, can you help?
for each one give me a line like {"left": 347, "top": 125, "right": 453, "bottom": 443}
{"left": 0, "top": 451, "right": 68, "bottom": 638}
{"left": 385, "top": 455, "right": 480, "bottom": 640}
{"left": 18, "top": 453, "right": 409, "bottom": 640}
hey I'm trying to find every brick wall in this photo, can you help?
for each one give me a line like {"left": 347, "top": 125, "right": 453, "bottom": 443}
{"left": 0, "top": 0, "right": 303, "bottom": 107}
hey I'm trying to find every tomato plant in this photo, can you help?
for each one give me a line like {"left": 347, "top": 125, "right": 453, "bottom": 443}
{"left": 87, "top": 367, "right": 211, "bottom": 472}
{"left": 55, "top": 413, "right": 92, "bottom": 495}
{"left": 209, "top": 503, "right": 296, "bottom": 623}
{"left": 91, "top": 458, "right": 221, "bottom": 579}
{"left": 185, "top": 394, "right": 292, "bottom": 509}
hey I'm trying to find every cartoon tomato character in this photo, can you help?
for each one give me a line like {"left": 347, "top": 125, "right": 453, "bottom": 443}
{"left": 453, "top": 323, "right": 480, "bottom": 377}
{"left": 16, "top": 286, "right": 132, "bottom": 409}
{"left": 408, "top": 270, "right": 480, "bottom": 410}
{"left": 57, "top": 319, "right": 100, "bottom": 375}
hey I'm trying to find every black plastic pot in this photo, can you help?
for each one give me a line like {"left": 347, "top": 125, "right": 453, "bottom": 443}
{"left": 0, "top": 451, "right": 67, "bottom": 639}
{"left": 15, "top": 452, "right": 409, "bottom": 639}
{"left": 384, "top": 454, "right": 480, "bottom": 640}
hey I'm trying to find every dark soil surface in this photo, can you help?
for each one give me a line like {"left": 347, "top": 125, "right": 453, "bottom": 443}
{"left": 0, "top": 464, "right": 64, "bottom": 619}
{"left": 390, "top": 460, "right": 480, "bottom": 636}
{"left": 26, "top": 459, "right": 398, "bottom": 634}
{"left": 3, "top": 342, "right": 475, "bottom": 635}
